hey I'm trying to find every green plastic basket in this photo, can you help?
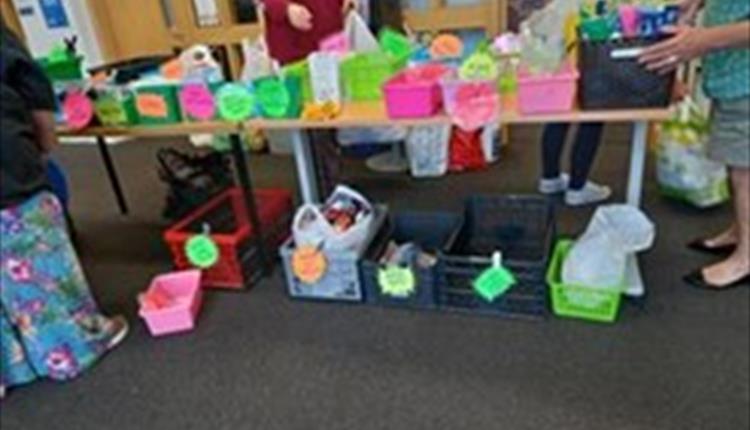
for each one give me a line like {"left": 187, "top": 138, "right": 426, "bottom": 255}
{"left": 282, "top": 60, "right": 313, "bottom": 104}
{"left": 180, "top": 82, "right": 225, "bottom": 122}
{"left": 39, "top": 56, "right": 84, "bottom": 81}
{"left": 254, "top": 76, "right": 302, "bottom": 119}
{"left": 547, "top": 240, "right": 623, "bottom": 323}
{"left": 93, "top": 87, "right": 139, "bottom": 126}
{"left": 341, "top": 51, "right": 408, "bottom": 101}
{"left": 133, "top": 84, "right": 183, "bottom": 126}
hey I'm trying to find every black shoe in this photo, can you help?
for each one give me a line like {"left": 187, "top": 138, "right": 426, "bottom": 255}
{"left": 686, "top": 238, "right": 736, "bottom": 256}
{"left": 684, "top": 269, "right": 750, "bottom": 291}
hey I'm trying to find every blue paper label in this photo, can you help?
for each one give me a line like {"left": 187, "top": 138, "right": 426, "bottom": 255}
{"left": 38, "top": 0, "right": 69, "bottom": 29}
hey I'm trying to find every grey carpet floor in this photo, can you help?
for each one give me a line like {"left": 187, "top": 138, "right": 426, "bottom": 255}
{"left": 1, "top": 125, "right": 748, "bottom": 430}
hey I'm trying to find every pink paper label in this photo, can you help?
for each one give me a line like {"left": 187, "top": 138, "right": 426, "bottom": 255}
{"left": 63, "top": 91, "right": 94, "bottom": 130}
{"left": 320, "top": 32, "right": 350, "bottom": 54}
{"left": 452, "top": 83, "right": 499, "bottom": 132}
{"left": 180, "top": 83, "right": 216, "bottom": 121}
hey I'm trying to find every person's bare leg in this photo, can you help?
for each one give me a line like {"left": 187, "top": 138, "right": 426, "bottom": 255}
{"left": 702, "top": 167, "right": 750, "bottom": 287}
{"left": 702, "top": 223, "right": 738, "bottom": 248}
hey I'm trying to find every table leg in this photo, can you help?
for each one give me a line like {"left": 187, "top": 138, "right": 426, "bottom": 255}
{"left": 624, "top": 121, "right": 649, "bottom": 297}
{"left": 291, "top": 129, "right": 320, "bottom": 204}
{"left": 627, "top": 121, "right": 649, "bottom": 207}
{"left": 229, "top": 133, "right": 271, "bottom": 275}
{"left": 96, "top": 136, "right": 129, "bottom": 215}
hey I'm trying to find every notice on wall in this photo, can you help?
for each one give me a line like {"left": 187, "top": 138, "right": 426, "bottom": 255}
{"left": 38, "top": 0, "right": 69, "bottom": 29}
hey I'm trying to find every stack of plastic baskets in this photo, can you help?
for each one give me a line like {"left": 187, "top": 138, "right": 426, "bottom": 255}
{"left": 164, "top": 187, "right": 293, "bottom": 290}
{"left": 341, "top": 52, "right": 409, "bottom": 101}
{"left": 383, "top": 64, "right": 452, "bottom": 119}
{"left": 361, "top": 212, "right": 462, "bottom": 309}
{"left": 547, "top": 240, "right": 624, "bottom": 323}
{"left": 280, "top": 206, "right": 387, "bottom": 302}
{"left": 282, "top": 60, "right": 314, "bottom": 104}
{"left": 437, "top": 195, "right": 555, "bottom": 319}
{"left": 517, "top": 62, "right": 579, "bottom": 114}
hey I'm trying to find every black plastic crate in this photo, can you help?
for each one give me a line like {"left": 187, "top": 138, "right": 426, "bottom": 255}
{"left": 579, "top": 36, "right": 675, "bottom": 110}
{"left": 436, "top": 195, "right": 555, "bottom": 319}
{"left": 361, "top": 212, "right": 463, "bottom": 309}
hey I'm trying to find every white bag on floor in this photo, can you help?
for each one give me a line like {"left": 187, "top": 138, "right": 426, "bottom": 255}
{"left": 481, "top": 122, "right": 501, "bottom": 163}
{"left": 405, "top": 124, "right": 452, "bottom": 178}
{"left": 562, "top": 205, "right": 656, "bottom": 288}
{"left": 292, "top": 185, "right": 374, "bottom": 254}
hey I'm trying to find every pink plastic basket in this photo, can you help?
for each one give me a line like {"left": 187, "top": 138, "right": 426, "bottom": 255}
{"left": 383, "top": 64, "right": 452, "bottom": 119}
{"left": 139, "top": 270, "right": 203, "bottom": 337}
{"left": 517, "top": 62, "right": 579, "bottom": 115}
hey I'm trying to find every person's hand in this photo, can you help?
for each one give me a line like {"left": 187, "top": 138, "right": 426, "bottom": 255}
{"left": 639, "top": 25, "right": 712, "bottom": 75}
{"left": 287, "top": 3, "right": 313, "bottom": 31}
{"left": 342, "top": 0, "right": 358, "bottom": 14}
{"left": 678, "top": 0, "right": 704, "bottom": 25}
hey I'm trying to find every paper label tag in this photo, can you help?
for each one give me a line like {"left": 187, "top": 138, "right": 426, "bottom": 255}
{"left": 185, "top": 234, "right": 219, "bottom": 269}
{"left": 180, "top": 83, "right": 216, "bottom": 120}
{"left": 378, "top": 265, "right": 416, "bottom": 298}
{"left": 63, "top": 91, "right": 94, "bottom": 129}
{"left": 216, "top": 83, "right": 254, "bottom": 121}
{"left": 309, "top": 53, "right": 341, "bottom": 104}
{"left": 256, "top": 79, "right": 291, "bottom": 118}
{"left": 430, "top": 34, "right": 464, "bottom": 59}
{"left": 136, "top": 94, "right": 169, "bottom": 118}
{"left": 95, "top": 95, "right": 127, "bottom": 125}
{"left": 292, "top": 245, "right": 327, "bottom": 284}
{"left": 473, "top": 253, "right": 516, "bottom": 303}
{"left": 611, "top": 48, "right": 643, "bottom": 60}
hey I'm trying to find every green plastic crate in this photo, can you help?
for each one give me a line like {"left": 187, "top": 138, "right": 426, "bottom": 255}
{"left": 254, "top": 76, "right": 302, "bottom": 119}
{"left": 93, "top": 88, "right": 139, "bottom": 126}
{"left": 341, "top": 52, "right": 409, "bottom": 101}
{"left": 133, "top": 84, "right": 183, "bottom": 126}
{"left": 282, "top": 60, "right": 313, "bottom": 104}
{"left": 547, "top": 240, "right": 623, "bottom": 324}
{"left": 180, "top": 82, "right": 225, "bottom": 122}
{"left": 39, "top": 56, "right": 84, "bottom": 81}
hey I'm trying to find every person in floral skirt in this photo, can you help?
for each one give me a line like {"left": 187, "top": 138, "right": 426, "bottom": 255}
{"left": 1, "top": 21, "right": 128, "bottom": 397}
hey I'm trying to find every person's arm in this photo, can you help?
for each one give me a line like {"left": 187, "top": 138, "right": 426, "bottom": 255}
{"left": 640, "top": 20, "right": 750, "bottom": 74}
{"left": 31, "top": 111, "right": 59, "bottom": 154}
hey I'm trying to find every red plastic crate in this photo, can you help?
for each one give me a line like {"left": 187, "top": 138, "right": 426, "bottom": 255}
{"left": 164, "top": 187, "right": 293, "bottom": 289}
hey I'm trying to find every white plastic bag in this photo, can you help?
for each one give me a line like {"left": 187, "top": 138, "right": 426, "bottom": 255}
{"left": 292, "top": 185, "right": 374, "bottom": 254}
{"left": 345, "top": 11, "right": 379, "bottom": 53}
{"left": 241, "top": 37, "right": 273, "bottom": 81}
{"left": 481, "top": 122, "right": 501, "bottom": 164}
{"left": 405, "top": 124, "right": 452, "bottom": 178}
{"left": 656, "top": 99, "right": 729, "bottom": 208}
{"left": 562, "top": 205, "right": 656, "bottom": 288}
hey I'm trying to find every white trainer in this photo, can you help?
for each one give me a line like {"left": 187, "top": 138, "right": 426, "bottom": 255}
{"left": 565, "top": 182, "right": 612, "bottom": 206}
{"left": 538, "top": 174, "right": 570, "bottom": 195}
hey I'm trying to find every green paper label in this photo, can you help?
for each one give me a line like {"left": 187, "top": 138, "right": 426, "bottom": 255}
{"left": 256, "top": 79, "right": 291, "bottom": 118}
{"left": 185, "top": 234, "right": 219, "bottom": 269}
{"left": 95, "top": 96, "right": 127, "bottom": 125}
{"left": 378, "top": 265, "right": 416, "bottom": 298}
{"left": 459, "top": 52, "right": 498, "bottom": 81}
{"left": 473, "top": 266, "right": 516, "bottom": 303}
{"left": 216, "top": 83, "right": 255, "bottom": 121}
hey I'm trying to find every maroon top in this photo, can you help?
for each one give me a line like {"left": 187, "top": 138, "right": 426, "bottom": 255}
{"left": 263, "top": 0, "right": 345, "bottom": 65}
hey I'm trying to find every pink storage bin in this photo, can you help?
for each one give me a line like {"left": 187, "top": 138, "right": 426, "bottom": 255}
{"left": 139, "top": 270, "right": 203, "bottom": 337}
{"left": 383, "top": 64, "right": 452, "bottom": 119}
{"left": 517, "top": 62, "right": 579, "bottom": 115}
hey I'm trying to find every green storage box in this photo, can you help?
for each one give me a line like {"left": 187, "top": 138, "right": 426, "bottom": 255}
{"left": 39, "top": 56, "right": 84, "bottom": 81}
{"left": 93, "top": 87, "right": 139, "bottom": 126}
{"left": 180, "top": 82, "right": 224, "bottom": 122}
{"left": 254, "top": 76, "right": 302, "bottom": 119}
{"left": 341, "top": 52, "right": 409, "bottom": 101}
{"left": 282, "top": 60, "right": 313, "bottom": 104}
{"left": 133, "top": 84, "right": 183, "bottom": 126}
{"left": 547, "top": 240, "right": 624, "bottom": 324}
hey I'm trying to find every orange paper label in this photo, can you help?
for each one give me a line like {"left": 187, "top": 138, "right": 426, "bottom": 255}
{"left": 161, "top": 58, "right": 184, "bottom": 80}
{"left": 136, "top": 94, "right": 168, "bottom": 118}
{"left": 292, "top": 245, "right": 327, "bottom": 284}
